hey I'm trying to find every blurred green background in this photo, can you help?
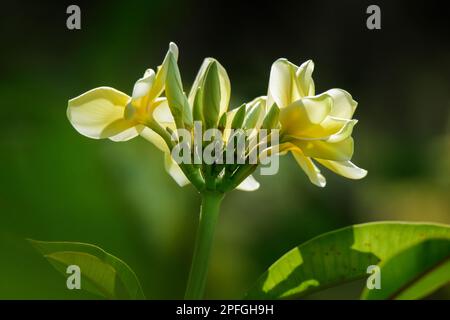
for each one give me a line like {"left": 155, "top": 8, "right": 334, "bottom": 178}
{"left": 0, "top": 0, "right": 449, "bottom": 299}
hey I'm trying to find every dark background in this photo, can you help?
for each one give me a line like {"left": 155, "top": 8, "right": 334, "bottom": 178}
{"left": 0, "top": 0, "right": 449, "bottom": 299}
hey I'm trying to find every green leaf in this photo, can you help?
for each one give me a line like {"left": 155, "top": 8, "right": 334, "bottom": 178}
{"left": 202, "top": 61, "right": 221, "bottom": 129}
{"left": 29, "top": 239, "right": 146, "bottom": 300}
{"left": 245, "top": 221, "right": 450, "bottom": 299}
{"left": 361, "top": 238, "right": 450, "bottom": 300}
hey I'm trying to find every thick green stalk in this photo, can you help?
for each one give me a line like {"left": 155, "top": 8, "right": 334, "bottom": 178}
{"left": 185, "top": 192, "right": 224, "bottom": 299}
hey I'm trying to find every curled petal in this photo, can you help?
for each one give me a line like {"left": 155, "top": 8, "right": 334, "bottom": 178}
{"left": 316, "top": 159, "right": 367, "bottom": 179}
{"left": 293, "top": 137, "right": 354, "bottom": 161}
{"left": 132, "top": 69, "right": 155, "bottom": 101}
{"left": 299, "top": 95, "right": 331, "bottom": 124}
{"left": 295, "top": 60, "right": 315, "bottom": 97}
{"left": 324, "top": 89, "right": 357, "bottom": 119}
{"left": 268, "top": 59, "right": 316, "bottom": 109}
{"left": 277, "top": 142, "right": 326, "bottom": 186}
{"left": 280, "top": 96, "right": 331, "bottom": 136}
{"left": 67, "top": 87, "right": 134, "bottom": 139}
{"left": 287, "top": 117, "right": 356, "bottom": 142}
{"left": 148, "top": 42, "right": 179, "bottom": 102}
{"left": 152, "top": 98, "right": 176, "bottom": 129}
{"left": 236, "top": 175, "right": 260, "bottom": 191}
{"left": 291, "top": 149, "right": 326, "bottom": 187}
{"left": 139, "top": 127, "right": 170, "bottom": 153}
{"left": 325, "top": 118, "right": 357, "bottom": 143}
{"left": 267, "top": 58, "right": 296, "bottom": 108}
{"left": 276, "top": 142, "right": 298, "bottom": 156}
{"left": 109, "top": 125, "right": 141, "bottom": 142}
{"left": 164, "top": 152, "right": 190, "bottom": 187}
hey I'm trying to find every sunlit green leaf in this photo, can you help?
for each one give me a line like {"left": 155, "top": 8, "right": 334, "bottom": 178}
{"left": 245, "top": 222, "right": 450, "bottom": 299}
{"left": 361, "top": 238, "right": 450, "bottom": 300}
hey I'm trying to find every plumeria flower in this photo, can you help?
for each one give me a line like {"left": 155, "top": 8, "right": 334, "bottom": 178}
{"left": 67, "top": 43, "right": 193, "bottom": 187}
{"left": 267, "top": 58, "right": 367, "bottom": 187}
{"left": 67, "top": 43, "right": 178, "bottom": 143}
{"left": 67, "top": 43, "right": 258, "bottom": 191}
{"left": 65, "top": 44, "right": 369, "bottom": 300}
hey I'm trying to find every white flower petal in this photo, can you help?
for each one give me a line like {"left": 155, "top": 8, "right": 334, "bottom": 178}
{"left": 147, "top": 42, "right": 179, "bottom": 101}
{"left": 236, "top": 175, "right": 260, "bottom": 191}
{"left": 291, "top": 149, "right": 326, "bottom": 187}
{"left": 67, "top": 87, "right": 132, "bottom": 139}
{"left": 296, "top": 59, "right": 315, "bottom": 97}
{"left": 325, "top": 89, "right": 357, "bottom": 119}
{"left": 325, "top": 118, "right": 358, "bottom": 143}
{"left": 293, "top": 137, "right": 354, "bottom": 161}
{"left": 132, "top": 69, "right": 155, "bottom": 100}
{"left": 280, "top": 96, "right": 331, "bottom": 136}
{"left": 108, "top": 125, "right": 140, "bottom": 142}
{"left": 164, "top": 152, "right": 190, "bottom": 187}
{"left": 300, "top": 95, "right": 332, "bottom": 124}
{"left": 286, "top": 117, "right": 356, "bottom": 142}
{"left": 139, "top": 127, "right": 170, "bottom": 153}
{"left": 216, "top": 61, "right": 231, "bottom": 116}
{"left": 267, "top": 58, "right": 296, "bottom": 108}
{"left": 316, "top": 159, "right": 367, "bottom": 179}
{"left": 152, "top": 98, "right": 175, "bottom": 127}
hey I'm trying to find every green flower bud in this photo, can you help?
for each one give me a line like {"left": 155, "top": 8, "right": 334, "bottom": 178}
{"left": 218, "top": 112, "right": 227, "bottom": 131}
{"left": 202, "top": 61, "right": 221, "bottom": 129}
{"left": 231, "top": 104, "right": 246, "bottom": 129}
{"left": 165, "top": 52, "right": 193, "bottom": 129}
{"left": 188, "top": 58, "right": 231, "bottom": 130}
{"left": 192, "top": 86, "right": 204, "bottom": 123}
{"left": 243, "top": 97, "right": 265, "bottom": 129}
{"left": 262, "top": 103, "right": 280, "bottom": 130}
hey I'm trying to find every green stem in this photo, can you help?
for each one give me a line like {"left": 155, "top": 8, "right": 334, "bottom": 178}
{"left": 185, "top": 192, "right": 224, "bottom": 299}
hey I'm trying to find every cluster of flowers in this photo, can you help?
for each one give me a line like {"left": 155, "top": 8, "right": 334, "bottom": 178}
{"left": 67, "top": 43, "right": 366, "bottom": 192}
